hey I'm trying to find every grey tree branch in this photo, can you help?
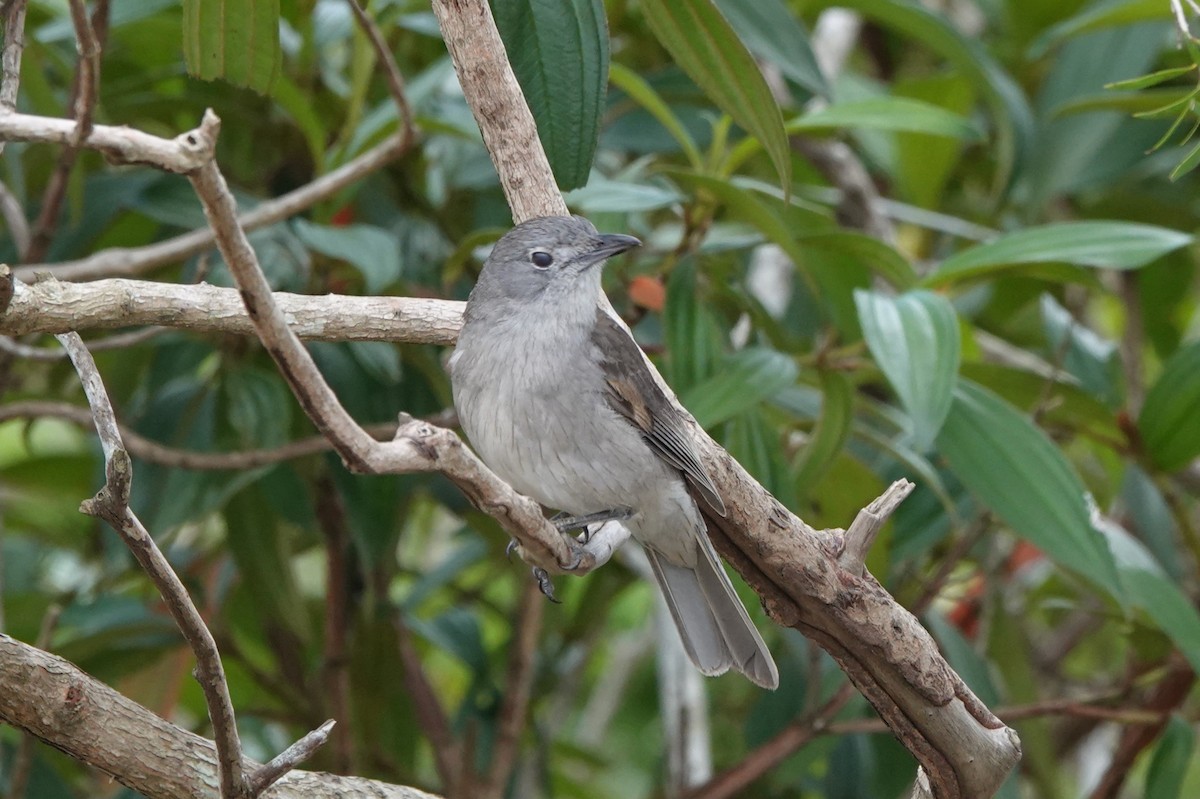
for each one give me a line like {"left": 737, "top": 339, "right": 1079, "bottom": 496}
{"left": 14, "top": 129, "right": 413, "bottom": 282}
{"left": 0, "top": 635, "right": 441, "bottom": 799}
{"left": 55, "top": 330, "right": 252, "bottom": 799}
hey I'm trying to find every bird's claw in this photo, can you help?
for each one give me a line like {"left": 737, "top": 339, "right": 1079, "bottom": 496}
{"left": 551, "top": 507, "right": 634, "bottom": 538}
{"left": 505, "top": 539, "right": 519, "bottom": 561}
{"left": 532, "top": 567, "right": 561, "bottom": 603}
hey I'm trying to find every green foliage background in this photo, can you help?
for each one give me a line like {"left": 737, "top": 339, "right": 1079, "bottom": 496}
{"left": 2, "top": 0, "right": 1200, "bottom": 797}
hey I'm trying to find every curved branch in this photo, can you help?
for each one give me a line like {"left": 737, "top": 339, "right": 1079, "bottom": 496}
{"left": 0, "top": 635, "right": 440, "bottom": 799}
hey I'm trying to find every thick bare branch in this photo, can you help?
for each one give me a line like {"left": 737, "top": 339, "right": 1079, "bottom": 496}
{"left": 1, "top": 277, "right": 463, "bottom": 343}
{"left": 430, "top": 0, "right": 566, "bottom": 222}
{"left": 0, "top": 635, "right": 440, "bottom": 799}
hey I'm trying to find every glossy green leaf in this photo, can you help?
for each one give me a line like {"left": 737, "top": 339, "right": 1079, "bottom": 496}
{"left": 1028, "top": 0, "right": 1170, "bottom": 59}
{"left": 494, "top": 0, "right": 609, "bottom": 190}
{"left": 292, "top": 219, "right": 402, "bottom": 294}
{"left": 856, "top": 290, "right": 960, "bottom": 451}
{"left": 821, "top": 0, "right": 1034, "bottom": 195}
{"left": 640, "top": 0, "right": 791, "bottom": 194}
{"left": 682, "top": 348, "right": 798, "bottom": 429}
{"left": 712, "top": 0, "right": 828, "bottom": 98}
{"left": 792, "top": 369, "right": 854, "bottom": 492}
{"left": 1138, "top": 340, "right": 1200, "bottom": 471}
{"left": 182, "top": 0, "right": 280, "bottom": 93}
{"left": 1146, "top": 716, "right": 1195, "bottom": 799}
{"left": 608, "top": 64, "right": 704, "bottom": 166}
{"left": 790, "top": 97, "right": 982, "bottom": 141}
{"left": 936, "top": 380, "right": 1123, "bottom": 601}
{"left": 926, "top": 222, "right": 1193, "bottom": 286}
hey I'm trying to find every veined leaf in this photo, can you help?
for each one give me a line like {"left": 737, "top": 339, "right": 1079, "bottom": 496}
{"left": 183, "top": 0, "right": 280, "bottom": 93}
{"left": 712, "top": 0, "right": 828, "bottom": 98}
{"left": 925, "top": 221, "right": 1193, "bottom": 286}
{"left": 495, "top": 0, "right": 609, "bottom": 190}
{"left": 936, "top": 380, "right": 1123, "bottom": 602}
{"left": 856, "top": 290, "right": 960, "bottom": 451}
{"left": 640, "top": 0, "right": 791, "bottom": 194}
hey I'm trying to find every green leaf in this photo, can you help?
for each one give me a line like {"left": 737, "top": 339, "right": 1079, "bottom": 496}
{"left": 640, "top": 0, "right": 791, "bottom": 194}
{"left": 222, "top": 366, "right": 292, "bottom": 448}
{"left": 664, "top": 257, "right": 723, "bottom": 391}
{"left": 1146, "top": 716, "right": 1195, "bottom": 799}
{"left": 681, "top": 348, "right": 798, "bottom": 428}
{"left": 1170, "top": 140, "right": 1200, "bottom": 181}
{"left": 792, "top": 369, "right": 854, "bottom": 492}
{"left": 668, "top": 171, "right": 918, "bottom": 288}
{"left": 608, "top": 64, "right": 704, "bottom": 166}
{"left": 790, "top": 97, "right": 982, "bottom": 141}
{"left": 1028, "top": 0, "right": 1171, "bottom": 59}
{"left": 936, "top": 380, "right": 1123, "bottom": 602}
{"left": 1039, "top": 294, "right": 1122, "bottom": 409}
{"left": 182, "top": 0, "right": 280, "bottom": 93}
{"left": 712, "top": 0, "right": 828, "bottom": 98}
{"left": 855, "top": 290, "right": 960, "bottom": 451}
{"left": 1138, "top": 340, "right": 1200, "bottom": 471}
{"left": 292, "top": 218, "right": 402, "bottom": 294}
{"left": 1105, "top": 64, "right": 1198, "bottom": 91}
{"left": 925, "top": 222, "right": 1193, "bottom": 286}
{"left": 564, "top": 175, "right": 683, "bottom": 213}
{"left": 822, "top": 0, "right": 1034, "bottom": 196}
{"left": 494, "top": 0, "right": 609, "bottom": 190}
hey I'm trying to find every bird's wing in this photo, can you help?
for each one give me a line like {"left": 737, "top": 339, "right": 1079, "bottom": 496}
{"left": 592, "top": 309, "right": 726, "bottom": 516}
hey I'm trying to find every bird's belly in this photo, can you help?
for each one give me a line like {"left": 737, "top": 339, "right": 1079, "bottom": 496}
{"left": 459, "top": 375, "right": 663, "bottom": 515}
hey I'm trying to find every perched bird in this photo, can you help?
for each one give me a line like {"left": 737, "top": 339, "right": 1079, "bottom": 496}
{"left": 449, "top": 215, "right": 778, "bottom": 690}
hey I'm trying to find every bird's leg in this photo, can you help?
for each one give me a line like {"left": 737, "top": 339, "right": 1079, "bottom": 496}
{"left": 550, "top": 507, "right": 634, "bottom": 542}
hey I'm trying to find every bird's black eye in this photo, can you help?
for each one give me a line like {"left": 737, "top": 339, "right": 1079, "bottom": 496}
{"left": 530, "top": 251, "right": 553, "bottom": 269}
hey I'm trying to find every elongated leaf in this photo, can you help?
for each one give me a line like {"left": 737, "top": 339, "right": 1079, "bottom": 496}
{"left": 1106, "top": 64, "right": 1197, "bottom": 92}
{"left": 1146, "top": 716, "right": 1195, "bottom": 799}
{"left": 1138, "top": 340, "right": 1200, "bottom": 471}
{"left": 183, "top": 0, "right": 279, "bottom": 93}
{"left": 713, "top": 0, "right": 828, "bottom": 98}
{"left": 792, "top": 369, "right": 853, "bottom": 492}
{"left": 926, "top": 221, "right": 1193, "bottom": 286}
{"left": 681, "top": 348, "right": 798, "bottom": 428}
{"left": 791, "top": 97, "right": 982, "bottom": 141}
{"left": 856, "top": 290, "right": 960, "bottom": 451}
{"left": 936, "top": 380, "right": 1123, "bottom": 601}
{"left": 668, "top": 171, "right": 918, "bottom": 288}
{"left": 292, "top": 218, "right": 402, "bottom": 294}
{"left": 494, "top": 0, "right": 609, "bottom": 190}
{"left": 609, "top": 64, "right": 703, "bottom": 167}
{"left": 823, "top": 0, "right": 1034, "bottom": 195}
{"left": 641, "top": 0, "right": 791, "bottom": 194}
{"left": 1028, "top": 0, "right": 1170, "bottom": 59}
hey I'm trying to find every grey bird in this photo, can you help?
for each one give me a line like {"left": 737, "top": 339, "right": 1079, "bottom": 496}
{"left": 449, "top": 215, "right": 779, "bottom": 690}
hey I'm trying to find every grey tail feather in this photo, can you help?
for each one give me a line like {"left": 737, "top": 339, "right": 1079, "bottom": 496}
{"left": 645, "top": 541, "right": 779, "bottom": 690}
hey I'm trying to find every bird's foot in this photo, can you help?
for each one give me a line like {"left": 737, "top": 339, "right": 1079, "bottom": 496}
{"left": 532, "top": 567, "right": 561, "bottom": 603}
{"left": 550, "top": 507, "right": 634, "bottom": 541}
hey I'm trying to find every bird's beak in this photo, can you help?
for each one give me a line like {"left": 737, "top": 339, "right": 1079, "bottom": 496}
{"left": 581, "top": 233, "right": 641, "bottom": 268}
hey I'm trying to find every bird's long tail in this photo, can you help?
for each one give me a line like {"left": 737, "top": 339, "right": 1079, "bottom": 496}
{"left": 645, "top": 538, "right": 779, "bottom": 690}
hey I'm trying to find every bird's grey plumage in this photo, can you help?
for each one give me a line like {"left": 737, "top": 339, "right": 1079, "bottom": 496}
{"left": 449, "top": 215, "right": 778, "bottom": 690}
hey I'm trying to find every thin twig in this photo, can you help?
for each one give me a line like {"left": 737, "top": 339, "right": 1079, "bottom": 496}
{"left": 481, "top": 579, "right": 545, "bottom": 799}
{"left": 314, "top": 473, "right": 355, "bottom": 774}
{"left": 394, "top": 615, "right": 462, "bottom": 794}
{"left": 345, "top": 0, "right": 415, "bottom": 145}
{"left": 0, "top": 325, "right": 167, "bottom": 361}
{"left": 23, "top": 0, "right": 108, "bottom": 262}
{"left": 0, "top": 178, "right": 29, "bottom": 253}
{"left": 247, "top": 719, "right": 337, "bottom": 796}
{"left": 54, "top": 330, "right": 251, "bottom": 799}
{"left": 16, "top": 130, "right": 412, "bottom": 282}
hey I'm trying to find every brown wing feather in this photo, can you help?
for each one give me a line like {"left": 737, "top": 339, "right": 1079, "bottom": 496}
{"left": 592, "top": 310, "right": 726, "bottom": 516}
